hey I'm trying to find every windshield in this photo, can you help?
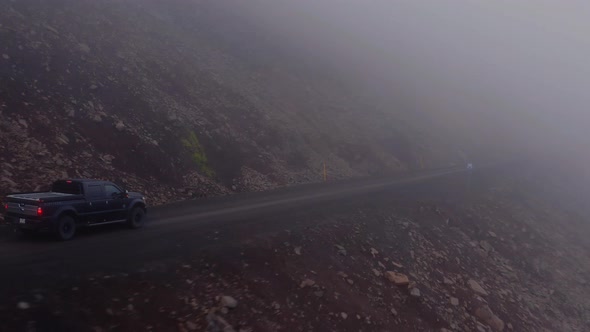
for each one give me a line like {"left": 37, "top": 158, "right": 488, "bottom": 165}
{"left": 51, "top": 181, "right": 82, "bottom": 195}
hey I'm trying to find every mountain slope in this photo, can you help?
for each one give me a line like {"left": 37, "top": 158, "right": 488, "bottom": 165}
{"left": 0, "top": 0, "right": 460, "bottom": 204}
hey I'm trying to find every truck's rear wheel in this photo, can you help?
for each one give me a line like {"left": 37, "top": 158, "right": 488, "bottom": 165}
{"left": 55, "top": 215, "right": 76, "bottom": 241}
{"left": 128, "top": 207, "right": 146, "bottom": 229}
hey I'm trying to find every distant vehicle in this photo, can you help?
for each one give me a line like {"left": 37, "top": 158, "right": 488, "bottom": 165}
{"left": 467, "top": 163, "right": 474, "bottom": 170}
{"left": 2, "top": 179, "right": 147, "bottom": 240}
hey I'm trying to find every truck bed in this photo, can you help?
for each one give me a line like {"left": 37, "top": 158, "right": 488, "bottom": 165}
{"left": 7, "top": 192, "right": 83, "bottom": 203}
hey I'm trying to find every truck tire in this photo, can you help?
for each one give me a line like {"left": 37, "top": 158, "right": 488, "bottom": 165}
{"left": 55, "top": 215, "right": 76, "bottom": 241}
{"left": 128, "top": 207, "right": 146, "bottom": 229}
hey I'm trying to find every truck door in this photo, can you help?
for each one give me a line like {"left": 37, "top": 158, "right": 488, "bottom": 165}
{"left": 84, "top": 184, "right": 107, "bottom": 224}
{"left": 104, "top": 183, "right": 127, "bottom": 221}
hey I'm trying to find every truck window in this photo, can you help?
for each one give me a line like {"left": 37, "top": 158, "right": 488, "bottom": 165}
{"left": 86, "top": 184, "right": 104, "bottom": 199}
{"left": 51, "top": 181, "right": 82, "bottom": 195}
{"left": 104, "top": 184, "right": 122, "bottom": 198}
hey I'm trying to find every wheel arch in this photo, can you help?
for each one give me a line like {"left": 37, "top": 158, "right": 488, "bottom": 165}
{"left": 130, "top": 201, "right": 146, "bottom": 211}
{"left": 56, "top": 208, "right": 78, "bottom": 221}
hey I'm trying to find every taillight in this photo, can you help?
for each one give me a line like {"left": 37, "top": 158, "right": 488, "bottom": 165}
{"left": 4, "top": 203, "right": 7, "bottom": 211}
{"left": 37, "top": 207, "right": 43, "bottom": 217}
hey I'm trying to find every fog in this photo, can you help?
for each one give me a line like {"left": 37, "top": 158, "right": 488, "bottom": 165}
{"left": 217, "top": 0, "right": 590, "bottom": 166}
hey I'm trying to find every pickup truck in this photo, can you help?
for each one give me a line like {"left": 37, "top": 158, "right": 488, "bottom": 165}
{"left": 2, "top": 179, "right": 147, "bottom": 240}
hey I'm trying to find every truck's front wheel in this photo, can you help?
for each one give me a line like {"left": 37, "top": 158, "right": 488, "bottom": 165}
{"left": 55, "top": 215, "right": 76, "bottom": 241}
{"left": 128, "top": 207, "right": 146, "bottom": 229}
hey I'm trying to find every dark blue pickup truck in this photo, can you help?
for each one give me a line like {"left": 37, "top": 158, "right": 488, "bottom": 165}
{"left": 2, "top": 179, "right": 147, "bottom": 240}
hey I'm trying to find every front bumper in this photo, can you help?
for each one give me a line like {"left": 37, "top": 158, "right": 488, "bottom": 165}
{"left": 3, "top": 215, "right": 52, "bottom": 231}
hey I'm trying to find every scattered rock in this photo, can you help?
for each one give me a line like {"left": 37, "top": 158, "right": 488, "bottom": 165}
{"left": 220, "top": 295, "right": 238, "bottom": 309}
{"left": 450, "top": 297, "right": 459, "bottom": 306}
{"left": 480, "top": 241, "right": 493, "bottom": 252}
{"left": 294, "top": 247, "right": 301, "bottom": 255}
{"left": 488, "top": 231, "right": 497, "bottom": 238}
{"left": 186, "top": 321, "right": 198, "bottom": 331}
{"left": 335, "top": 245, "right": 347, "bottom": 256}
{"left": 390, "top": 308, "right": 398, "bottom": 316}
{"left": 16, "top": 301, "right": 30, "bottom": 310}
{"left": 313, "top": 291, "right": 324, "bottom": 298}
{"left": 347, "top": 279, "right": 354, "bottom": 285}
{"left": 391, "top": 261, "right": 404, "bottom": 268}
{"left": 340, "top": 312, "right": 348, "bottom": 319}
{"left": 101, "top": 154, "right": 115, "bottom": 163}
{"left": 370, "top": 247, "right": 379, "bottom": 257}
{"left": 476, "top": 323, "right": 488, "bottom": 332}
{"left": 56, "top": 134, "right": 69, "bottom": 145}
{"left": 115, "top": 121, "right": 125, "bottom": 131}
{"left": 1, "top": 176, "right": 17, "bottom": 187}
{"left": 443, "top": 277, "right": 454, "bottom": 285}
{"left": 300, "top": 279, "right": 315, "bottom": 288}
{"left": 372, "top": 268, "right": 381, "bottom": 277}
{"left": 271, "top": 302, "right": 280, "bottom": 310}
{"left": 385, "top": 271, "right": 410, "bottom": 286}
{"left": 475, "top": 305, "right": 505, "bottom": 331}
{"left": 90, "top": 84, "right": 98, "bottom": 90}
{"left": 79, "top": 43, "right": 91, "bottom": 53}
{"left": 2, "top": 54, "right": 9, "bottom": 60}
{"left": 105, "top": 308, "right": 114, "bottom": 316}
{"left": 206, "top": 311, "right": 236, "bottom": 332}
{"left": 410, "top": 288, "right": 421, "bottom": 297}
{"left": 337, "top": 271, "right": 348, "bottom": 278}
{"left": 468, "top": 279, "right": 488, "bottom": 296}
{"left": 44, "top": 25, "right": 59, "bottom": 34}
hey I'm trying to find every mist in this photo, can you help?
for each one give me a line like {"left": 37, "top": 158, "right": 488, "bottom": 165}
{"left": 215, "top": 0, "right": 590, "bottom": 166}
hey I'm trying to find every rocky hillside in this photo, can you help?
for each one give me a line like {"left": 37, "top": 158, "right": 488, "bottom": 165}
{"left": 0, "top": 0, "right": 461, "bottom": 204}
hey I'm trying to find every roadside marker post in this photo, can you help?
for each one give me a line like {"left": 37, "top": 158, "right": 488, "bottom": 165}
{"left": 466, "top": 163, "right": 473, "bottom": 201}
